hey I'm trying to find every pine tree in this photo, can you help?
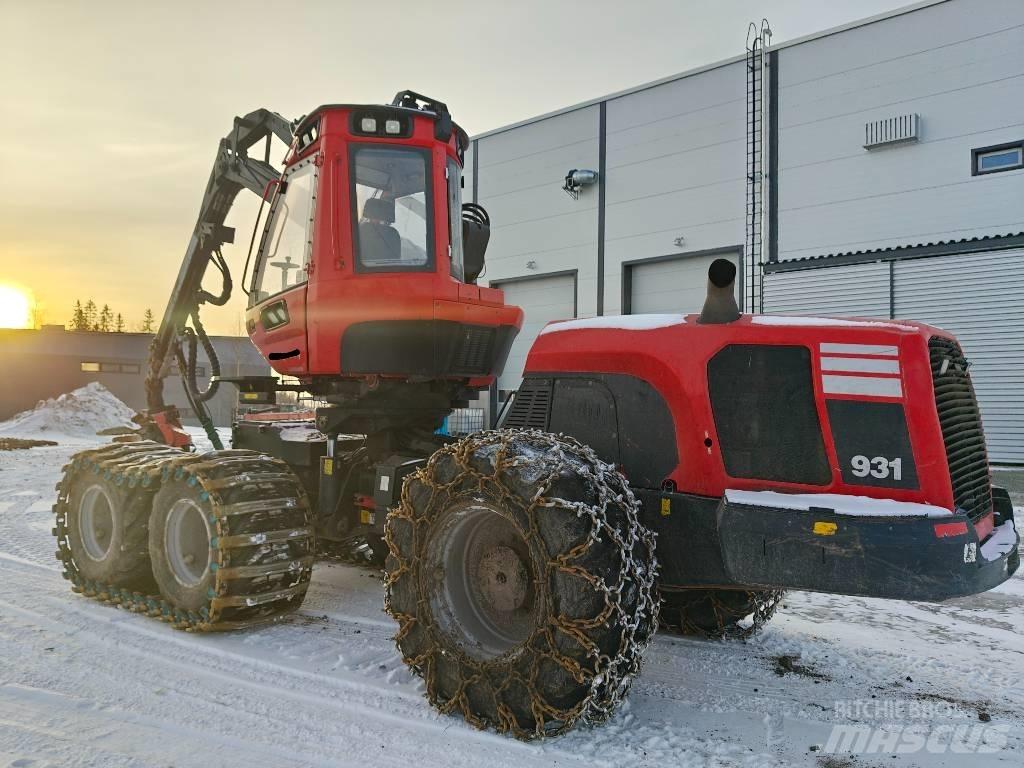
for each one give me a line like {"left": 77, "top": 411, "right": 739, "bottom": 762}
{"left": 115, "top": 313, "right": 125, "bottom": 333}
{"left": 141, "top": 308, "right": 155, "bottom": 333}
{"left": 84, "top": 300, "right": 97, "bottom": 331}
{"left": 99, "top": 304, "right": 113, "bottom": 333}
{"left": 70, "top": 300, "right": 87, "bottom": 330}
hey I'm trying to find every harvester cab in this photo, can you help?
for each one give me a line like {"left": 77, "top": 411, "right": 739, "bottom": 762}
{"left": 244, "top": 91, "right": 520, "bottom": 396}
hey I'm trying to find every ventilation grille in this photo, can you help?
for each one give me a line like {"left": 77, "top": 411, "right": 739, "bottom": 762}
{"left": 452, "top": 326, "right": 495, "bottom": 375}
{"left": 928, "top": 337, "right": 991, "bottom": 522}
{"left": 503, "top": 377, "right": 552, "bottom": 429}
{"left": 864, "top": 113, "right": 919, "bottom": 149}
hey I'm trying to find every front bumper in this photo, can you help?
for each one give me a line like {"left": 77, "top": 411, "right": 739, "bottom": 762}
{"left": 715, "top": 493, "right": 1019, "bottom": 602}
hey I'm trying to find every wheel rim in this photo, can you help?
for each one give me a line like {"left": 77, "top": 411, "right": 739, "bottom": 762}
{"left": 164, "top": 498, "right": 212, "bottom": 587}
{"left": 426, "top": 501, "right": 539, "bottom": 661}
{"left": 79, "top": 484, "right": 115, "bottom": 561}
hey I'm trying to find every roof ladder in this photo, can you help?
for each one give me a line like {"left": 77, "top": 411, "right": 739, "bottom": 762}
{"left": 745, "top": 19, "right": 772, "bottom": 314}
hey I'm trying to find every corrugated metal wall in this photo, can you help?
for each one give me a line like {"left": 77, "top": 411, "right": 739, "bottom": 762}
{"left": 763, "top": 261, "right": 890, "bottom": 317}
{"left": 894, "top": 250, "right": 1023, "bottom": 464}
{"left": 764, "top": 251, "right": 1023, "bottom": 464}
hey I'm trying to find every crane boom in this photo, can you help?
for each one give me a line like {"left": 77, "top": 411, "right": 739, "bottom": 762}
{"left": 143, "top": 108, "right": 293, "bottom": 447}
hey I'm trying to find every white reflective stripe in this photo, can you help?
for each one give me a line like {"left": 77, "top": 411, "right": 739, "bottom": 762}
{"left": 819, "top": 343, "right": 898, "bottom": 357}
{"left": 820, "top": 356, "right": 900, "bottom": 374}
{"left": 822, "top": 374, "right": 903, "bottom": 397}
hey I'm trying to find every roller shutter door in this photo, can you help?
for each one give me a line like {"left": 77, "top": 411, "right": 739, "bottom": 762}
{"left": 628, "top": 252, "right": 739, "bottom": 314}
{"left": 764, "top": 261, "right": 890, "bottom": 317}
{"left": 894, "top": 250, "right": 1024, "bottom": 464}
{"left": 494, "top": 273, "right": 576, "bottom": 394}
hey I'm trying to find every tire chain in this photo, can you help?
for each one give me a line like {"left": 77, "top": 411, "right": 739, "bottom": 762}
{"left": 659, "top": 587, "right": 785, "bottom": 640}
{"left": 53, "top": 441, "right": 315, "bottom": 631}
{"left": 384, "top": 428, "right": 660, "bottom": 739}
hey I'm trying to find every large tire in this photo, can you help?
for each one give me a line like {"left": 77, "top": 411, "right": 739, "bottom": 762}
{"left": 659, "top": 587, "right": 783, "bottom": 639}
{"left": 385, "top": 429, "right": 659, "bottom": 739}
{"left": 64, "top": 470, "right": 154, "bottom": 590}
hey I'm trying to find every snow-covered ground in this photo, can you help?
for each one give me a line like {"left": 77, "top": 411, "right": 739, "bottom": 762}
{"left": 0, "top": 416, "right": 1022, "bottom": 766}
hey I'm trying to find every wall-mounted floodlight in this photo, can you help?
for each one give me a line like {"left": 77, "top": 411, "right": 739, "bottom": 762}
{"left": 562, "top": 169, "right": 599, "bottom": 200}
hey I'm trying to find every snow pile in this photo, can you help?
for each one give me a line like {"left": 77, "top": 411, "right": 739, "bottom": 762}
{"left": 0, "top": 382, "right": 136, "bottom": 439}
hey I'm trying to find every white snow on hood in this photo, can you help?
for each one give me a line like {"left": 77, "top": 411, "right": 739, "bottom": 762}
{"left": 540, "top": 314, "right": 687, "bottom": 335}
{"left": 726, "top": 489, "right": 953, "bottom": 518}
{"left": 0, "top": 382, "right": 136, "bottom": 439}
{"left": 751, "top": 315, "right": 918, "bottom": 331}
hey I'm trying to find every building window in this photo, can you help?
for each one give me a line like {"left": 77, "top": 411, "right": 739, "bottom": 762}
{"left": 972, "top": 141, "right": 1023, "bottom": 176}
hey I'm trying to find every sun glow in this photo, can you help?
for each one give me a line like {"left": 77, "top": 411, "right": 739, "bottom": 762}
{"left": 0, "top": 284, "right": 35, "bottom": 329}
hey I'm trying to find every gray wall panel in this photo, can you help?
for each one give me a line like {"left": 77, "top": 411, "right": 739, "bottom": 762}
{"left": 475, "top": 107, "right": 600, "bottom": 318}
{"left": 764, "top": 261, "right": 891, "bottom": 317}
{"left": 603, "top": 62, "right": 747, "bottom": 313}
{"left": 894, "top": 249, "right": 1024, "bottom": 463}
{"left": 776, "top": 0, "right": 1024, "bottom": 260}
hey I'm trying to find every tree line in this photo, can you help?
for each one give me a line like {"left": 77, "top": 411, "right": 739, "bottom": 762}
{"left": 69, "top": 301, "right": 156, "bottom": 333}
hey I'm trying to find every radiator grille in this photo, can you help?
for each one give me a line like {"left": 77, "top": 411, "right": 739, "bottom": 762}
{"left": 452, "top": 326, "right": 495, "bottom": 375}
{"left": 928, "top": 337, "right": 992, "bottom": 521}
{"left": 502, "top": 377, "right": 552, "bottom": 429}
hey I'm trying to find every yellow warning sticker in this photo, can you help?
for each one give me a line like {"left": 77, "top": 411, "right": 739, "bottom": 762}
{"left": 813, "top": 521, "right": 838, "bottom": 536}
{"left": 323, "top": 458, "right": 333, "bottom": 476}
{"left": 660, "top": 498, "right": 671, "bottom": 517}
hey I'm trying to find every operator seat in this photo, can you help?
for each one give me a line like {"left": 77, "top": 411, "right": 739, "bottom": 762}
{"left": 359, "top": 197, "right": 401, "bottom": 265}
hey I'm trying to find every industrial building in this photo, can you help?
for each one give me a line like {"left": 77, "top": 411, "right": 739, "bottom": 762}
{"left": 0, "top": 326, "right": 269, "bottom": 428}
{"left": 466, "top": 0, "right": 1023, "bottom": 463}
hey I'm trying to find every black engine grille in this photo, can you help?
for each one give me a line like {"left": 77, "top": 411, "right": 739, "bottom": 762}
{"left": 928, "top": 337, "right": 992, "bottom": 521}
{"left": 502, "top": 377, "right": 552, "bottom": 429}
{"left": 452, "top": 326, "right": 496, "bottom": 375}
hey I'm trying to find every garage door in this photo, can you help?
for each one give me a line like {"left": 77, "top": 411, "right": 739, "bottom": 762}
{"left": 494, "top": 272, "right": 576, "bottom": 394}
{"left": 764, "top": 261, "right": 891, "bottom": 318}
{"left": 895, "top": 249, "right": 1024, "bottom": 465}
{"left": 628, "top": 251, "right": 740, "bottom": 314}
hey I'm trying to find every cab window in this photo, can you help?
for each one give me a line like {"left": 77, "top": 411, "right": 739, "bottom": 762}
{"left": 352, "top": 146, "right": 432, "bottom": 271}
{"left": 252, "top": 160, "right": 317, "bottom": 303}
{"left": 708, "top": 344, "right": 831, "bottom": 485}
{"left": 447, "top": 158, "right": 465, "bottom": 281}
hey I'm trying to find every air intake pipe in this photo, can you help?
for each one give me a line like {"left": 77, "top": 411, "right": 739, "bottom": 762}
{"left": 697, "top": 258, "right": 741, "bottom": 324}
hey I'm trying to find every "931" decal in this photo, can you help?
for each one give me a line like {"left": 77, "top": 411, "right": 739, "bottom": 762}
{"left": 826, "top": 400, "right": 919, "bottom": 489}
{"left": 850, "top": 455, "right": 902, "bottom": 481}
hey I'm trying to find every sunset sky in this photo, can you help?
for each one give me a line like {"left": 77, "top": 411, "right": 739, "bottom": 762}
{"left": 1, "top": 0, "right": 908, "bottom": 334}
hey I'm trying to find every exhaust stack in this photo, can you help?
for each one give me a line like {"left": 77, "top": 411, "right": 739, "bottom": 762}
{"left": 697, "top": 258, "right": 740, "bottom": 324}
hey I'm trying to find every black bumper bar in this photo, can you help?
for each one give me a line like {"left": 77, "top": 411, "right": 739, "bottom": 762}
{"left": 642, "top": 487, "right": 1019, "bottom": 602}
{"left": 716, "top": 498, "right": 1018, "bottom": 601}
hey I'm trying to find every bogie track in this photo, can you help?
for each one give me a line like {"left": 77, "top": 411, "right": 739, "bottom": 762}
{"left": 54, "top": 441, "right": 314, "bottom": 631}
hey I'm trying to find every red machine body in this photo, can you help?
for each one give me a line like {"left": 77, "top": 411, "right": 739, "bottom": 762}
{"left": 526, "top": 314, "right": 992, "bottom": 537}
{"left": 245, "top": 103, "right": 521, "bottom": 389}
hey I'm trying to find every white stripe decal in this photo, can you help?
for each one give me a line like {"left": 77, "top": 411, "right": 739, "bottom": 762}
{"left": 822, "top": 374, "right": 903, "bottom": 397}
{"left": 819, "top": 343, "right": 898, "bottom": 357}
{"left": 820, "top": 356, "right": 900, "bottom": 374}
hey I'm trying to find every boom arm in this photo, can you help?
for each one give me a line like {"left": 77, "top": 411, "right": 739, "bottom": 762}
{"left": 144, "top": 108, "right": 294, "bottom": 447}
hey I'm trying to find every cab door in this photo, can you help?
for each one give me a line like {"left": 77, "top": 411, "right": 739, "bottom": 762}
{"left": 247, "top": 156, "right": 319, "bottom": 374}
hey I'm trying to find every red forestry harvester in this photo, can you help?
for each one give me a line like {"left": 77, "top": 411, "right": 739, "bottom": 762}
{"left": 53, "top": 92, "right": 1019, "bottom": 739}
